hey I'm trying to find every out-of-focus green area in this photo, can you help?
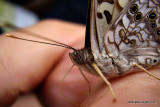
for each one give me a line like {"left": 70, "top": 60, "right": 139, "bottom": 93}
{"left": 0, "top": 1, "right": 15, "bottom": 32}
{"left": 0, "top": 0, "right": 39, "bottom": 33}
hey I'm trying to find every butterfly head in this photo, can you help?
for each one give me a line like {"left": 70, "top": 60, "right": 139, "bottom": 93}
{"left": 69, "top": 48, "right": 94, "bottom": 67}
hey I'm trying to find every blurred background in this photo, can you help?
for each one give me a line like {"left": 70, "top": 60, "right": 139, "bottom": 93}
{"left": 0, "top": 0, "right": 88, "bottom": 34}
{"left": 0, "top": 0, "right": 88, "bottom": 106}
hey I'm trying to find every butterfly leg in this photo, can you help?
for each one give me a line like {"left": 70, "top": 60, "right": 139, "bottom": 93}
{"left": 78, "top": 68, "right": 91, "bottom": 93}
{"left": 130, "top": 63, "right": 160, "bottom": 80}
{"left": 60, "top": 64, "right": 80, "bottom": 106}
{"left": 92, "top": 63, "right": 116, "bottom": 102}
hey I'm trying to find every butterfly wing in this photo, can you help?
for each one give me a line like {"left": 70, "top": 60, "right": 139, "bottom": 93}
{"left": 104, "top": 0, "right": 160, "bottom": 67}
{"left": 96, "top": 0, "right": 130, "bottom": 52}
{"left": 86, "top": 0, "right": 129, "bottom": 57}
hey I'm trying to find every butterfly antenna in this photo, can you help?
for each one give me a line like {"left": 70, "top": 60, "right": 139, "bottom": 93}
{"left": 6, "top": 34, "right": 76, "bottom": 50}
{"left": 2, "top": 22, "right": 76, "bottom": 51}
{"left": 60, "top": 64, "right": 80, "bottom": 106}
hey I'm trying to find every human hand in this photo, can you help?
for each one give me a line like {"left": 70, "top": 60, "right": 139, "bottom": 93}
{"left": 0, "top": 20, "right": 160, "bottom": 107}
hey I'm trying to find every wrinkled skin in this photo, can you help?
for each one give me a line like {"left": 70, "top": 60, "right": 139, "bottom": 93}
{"left": 0, "top": 20, "right": 160, "bottom": 107}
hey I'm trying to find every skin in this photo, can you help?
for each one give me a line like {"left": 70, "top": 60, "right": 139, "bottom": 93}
{"left": 0, "top": 19, "right": 160, "bottom": 107}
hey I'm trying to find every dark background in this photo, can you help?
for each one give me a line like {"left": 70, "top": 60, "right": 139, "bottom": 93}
{"left": 8, "top": 0, "right": 88, "bottom": 24}
{"left": 0, "top": 0, "right": 88, "bottom": 34}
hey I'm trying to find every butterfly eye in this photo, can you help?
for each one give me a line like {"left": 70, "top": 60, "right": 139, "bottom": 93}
{"left": 130, "top": 4, "right": 138, "bottom": 14}
{"left": 150, "top": 22, "right": 157, "bottom": 29}
{"left": 148, "top": 11, "right": 157, "bottom": 21}
{"left": 156, "top": 28, "right": 160, "bottom": 36}
{"left": 134, "top": 12, "right": 143, "bottom": 22}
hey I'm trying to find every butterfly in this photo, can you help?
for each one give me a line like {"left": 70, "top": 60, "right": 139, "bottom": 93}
{"left": 3, "top": 0, "right": 160, "bottom": 104}
{"left": 69, "top": 0, "right": 160, "bottom": 102}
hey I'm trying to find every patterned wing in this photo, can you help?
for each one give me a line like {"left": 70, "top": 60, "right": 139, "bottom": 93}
{"left": 104, "top": 0, "right": 160, "bottom": 67}
{"left": 96, "top": 0, "right": 129, "bottom": 52}
{"left": 86, "top": 0, "right": 129, "bottom": 54}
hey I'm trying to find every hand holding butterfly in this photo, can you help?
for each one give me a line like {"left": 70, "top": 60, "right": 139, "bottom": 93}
{"left": 0, "top": 20, "right": 160, "bottom": 107}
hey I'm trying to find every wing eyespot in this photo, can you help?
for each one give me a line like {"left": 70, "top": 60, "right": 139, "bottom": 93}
{"left": 153, "top": 59, "right": 158, "bottom": 64}
{"left": 156, "top": 28, "right": 160, "bottom": 36}
{"left": 150, "top": 22, "right": 157, "bottom": 29}
{"left": 130, "top": 4, "right": 138, "bottom": 14}
{"left": 148, "top": 11, "right": 157, "bottom": 21}
{"left": 134, "top": 12, "right": 143, "bottom": 22}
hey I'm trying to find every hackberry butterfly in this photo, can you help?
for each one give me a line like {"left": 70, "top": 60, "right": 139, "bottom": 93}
{"left": 68, "top": 0, "right": 160, "bottom": 102}
{"left": 3, "top": 0, "right": 160, "bottom": 105}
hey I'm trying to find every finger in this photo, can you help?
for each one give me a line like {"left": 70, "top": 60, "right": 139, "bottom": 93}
{"left": 0, "top": 19, "right": 73, "bottom": 106}
{"left": 82, "top": 66, "right": 160, "bottom": 106}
